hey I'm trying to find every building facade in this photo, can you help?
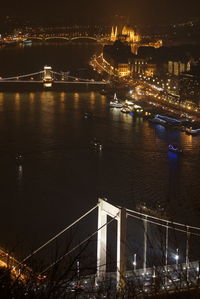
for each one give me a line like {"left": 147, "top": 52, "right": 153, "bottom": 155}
{"left": 179, "top": 69, "right": 200, "bottom": 107}
{"left": 168, "top": 60, "right": 191, "bottom": 76}
{"left": 103, "top": 41, "right": 133, "bottom": 77}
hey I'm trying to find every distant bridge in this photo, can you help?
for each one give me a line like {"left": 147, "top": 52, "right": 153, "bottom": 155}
{"left": 0, "top": 66, "right": 109, "bottom": 88}
{"left": 23, "top": 35, "right": 110, "bottom": 43}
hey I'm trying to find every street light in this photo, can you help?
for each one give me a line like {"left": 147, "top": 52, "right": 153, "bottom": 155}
{"left": 133, "top": 253, "right": 137, "bottom": 271}
{"left": 77, "top": 260, "right": 80, "bottom": 279}
{"left": 175, "top": 248, "right": 179, "bottom": 270}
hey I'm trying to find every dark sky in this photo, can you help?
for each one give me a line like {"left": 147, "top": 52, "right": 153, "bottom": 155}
{"left": 1, "top": 0, "right": 200, "bottom": 25}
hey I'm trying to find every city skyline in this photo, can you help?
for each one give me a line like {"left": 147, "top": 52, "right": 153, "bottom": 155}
{"left": 1, "top": 0, "right": 200, "bottom": 25}
{"left": 1, "top": 0, "right": 200, "bottom": 297}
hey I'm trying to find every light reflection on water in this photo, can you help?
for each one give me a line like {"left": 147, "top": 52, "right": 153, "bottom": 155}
{"left": 0, "top": 90, "right": 199, "bottom": 264}
{"left": 0, "top": 44, "right": 199, "bottom": 259}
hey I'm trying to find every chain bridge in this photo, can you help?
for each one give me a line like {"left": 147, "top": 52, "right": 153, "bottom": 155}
{"left": 0, "top": 66, "right": 108, "bottom": 88}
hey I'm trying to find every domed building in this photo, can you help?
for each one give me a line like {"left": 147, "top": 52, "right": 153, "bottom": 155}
{"left": 110, "top": 25, "right": 141, "bottom": 43}
{"left": 121, "top": 25, "right": 141, "bottom": 43}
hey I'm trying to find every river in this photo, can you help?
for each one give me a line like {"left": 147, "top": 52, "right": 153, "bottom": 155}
{"left": 0, "top": 42, "right": 200, "bottom": 267}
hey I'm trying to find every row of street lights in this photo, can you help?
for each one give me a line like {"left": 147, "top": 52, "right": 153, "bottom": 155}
{"left": 132, "top": 248, "right": 179, "bottom": 273}
{"left": 76, "top": 248, "right": 180, "bottom": 280}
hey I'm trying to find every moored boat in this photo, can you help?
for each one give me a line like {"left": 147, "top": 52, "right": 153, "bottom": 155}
{"left": 185, "top": 127, "right": 200, "bottom": 136}
{"left": 23, "top": 39, "right": 32, "bottom": 45}
{"left": 121, "top": 106, "right": 132, "bottom": 113}
{"left": 109, "top": 93, "right": 123, "bottom": 108}
{"left": 149, "top": 117, "right": 166, "bottom": 125}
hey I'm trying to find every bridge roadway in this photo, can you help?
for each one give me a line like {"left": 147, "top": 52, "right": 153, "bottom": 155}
{"left": 70, "top": 261, "right": 200, "bottom": 295}
{"left": 0, "top": 80, "right": 107, "bottom": 85}
{"left": 1, "top": 198, "right": 200, "bottom": 295}
{"left": 0, "top": 67, "right": 108, "bottom": 87}
{"left": 0, "top": 247, "right": 32, "bottom": 279}
{"left": 20, "top": 35, "right": 111, "bottom": 43}
{"left": 0, "top": 244, "right": 199, "bottom": 295}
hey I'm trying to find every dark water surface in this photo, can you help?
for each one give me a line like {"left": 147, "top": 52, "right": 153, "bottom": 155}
{"left": 0, "top": 43, "right": 200, "bottom": 264}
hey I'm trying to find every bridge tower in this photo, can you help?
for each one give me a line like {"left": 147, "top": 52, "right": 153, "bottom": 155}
{"left": 43, "top": 66, "right": 53, "bottom": 87}
{"left": 97, "top": 199, "right": 126, "bottom": 289}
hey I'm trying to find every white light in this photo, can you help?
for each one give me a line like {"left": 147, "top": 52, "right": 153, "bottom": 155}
{"left": 175, "top": 254, "right": 179, "bottom": 261}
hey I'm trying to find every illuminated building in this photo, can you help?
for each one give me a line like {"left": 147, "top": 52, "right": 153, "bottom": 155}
{"left": 110, "top": 25, "right": 140, "bottom": 43}
{"left": 168, "top": 60, "right": 191, "bottom": 76}
{"left": 130, "top": 46, "right": 158, "bottom": 77}
{"left": 110, "top": 25, "right": 163, "bottom": 56}
{"left": 111, "top": 26, "right": 118, "bottom": 42}
{"left": 103, "top": 41, "right": 133, "bottom": 77}
{"left": 120, "top": 25, "right": 141, "bottom": 43}
{"left": 179, "top": 67, "right": 200, "bottom": 107}
{"left": 117, "top": 63, "right": 131, "bottom": 77}
{"left": 130, "top": 58, "right": 156, "bottom": 77}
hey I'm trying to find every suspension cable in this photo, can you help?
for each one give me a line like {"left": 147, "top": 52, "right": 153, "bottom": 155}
{"left": 126, "top": 208, "right": 200, "bottom": 231}
{"left": 51, "top": 71, "right": 98, "bottom": 82}
{"left": 127, "top": 213, "right": 200, "bottom": 237}
{"left": 1, "top": 71, "right": 44, "bottom": 81}
{"left": 21, "top": 204, "right": 98, "bottom": 264}
{"left": 39, "top": 212, "right": 118, "bottom": 275}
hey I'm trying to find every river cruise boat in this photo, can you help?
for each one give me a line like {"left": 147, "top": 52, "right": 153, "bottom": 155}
{"left": 109, "top": 93, "right": 123, "bottom": 108}
{"left": 121, "top": 106, "right": 132, "bottom": 113}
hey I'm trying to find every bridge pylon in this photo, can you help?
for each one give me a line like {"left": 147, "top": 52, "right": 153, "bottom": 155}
{"left": 97, "top": 198, "right": 126, "bottom": 290}
{"left": 43, "top": 66, "right": 53, "bottom": 87}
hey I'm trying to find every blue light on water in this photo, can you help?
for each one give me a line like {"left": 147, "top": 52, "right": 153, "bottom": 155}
{"left": 154, "top": 124, "right": 166, "bottom": 140}
{"left": 168, "top": 151, "right": 178, "bottom": 162}
{"left": 155, "top": 124, "right": 165, "bottom": 132}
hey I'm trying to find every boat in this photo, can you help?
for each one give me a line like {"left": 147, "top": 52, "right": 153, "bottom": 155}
{"left": 23, "top": 39, "right": 32, "bottom": 45}
{"left": 155, "top": 114, "right": 181, "bottom": 125}
{"left": 91, "top": 139, "right": 103, "bottom": 151}
{"left": 133, "top": 104, "right": 143, "bottom": 115}
{"left": 84, "top": 112, "right": 93, "bottom": 119}
{"left": 121, "top": 106, "right": 132, "bottom": 114}
{"left": 148, "top": 117, "right": 166, "bottom": 125}
{"left": 16, "top": 154, "right": 23, "bottom": 160}
{"left": 4, "top": 40, "right": 18, "bottom": 46}
{"left": 125, "top": 100, "right": 134, "bottom": 106}
{"left": 109, "top": 93, "right": 123, "bottom": 108}
{"left": 185, "top": 127, "right": 200, "bottom": 136}
{"left": 99, "top": 89, "right": 107, "bottom": 95}
{"left": 168, "top": 144, "right": 183, "bottom": 154}
{"left": 16, "top": 154, "right": 23, "bottom": 164}
{"left": 149, "top": 114, "right": 182, "bottom": 127}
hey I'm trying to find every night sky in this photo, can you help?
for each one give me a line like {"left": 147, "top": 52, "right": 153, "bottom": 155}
{"left": 1, "top": 0, "right": 200, "bottom": 25}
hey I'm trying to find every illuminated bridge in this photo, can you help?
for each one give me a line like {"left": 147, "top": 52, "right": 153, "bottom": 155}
{"left": 21, "top": 34, "right": 110, "bottom": 43}
{"left": 0, "top": 66, "right": 109, "bottom": 88}
{"left": 11, "top": 198, "right": 200, "bottom": 295}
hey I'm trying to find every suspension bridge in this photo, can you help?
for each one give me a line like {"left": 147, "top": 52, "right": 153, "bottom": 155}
{"left": 4, "top": 198, "right": 200, "bottom": 295}
{"left": 0, "top": 66, "right": 108, "bottom": 89}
